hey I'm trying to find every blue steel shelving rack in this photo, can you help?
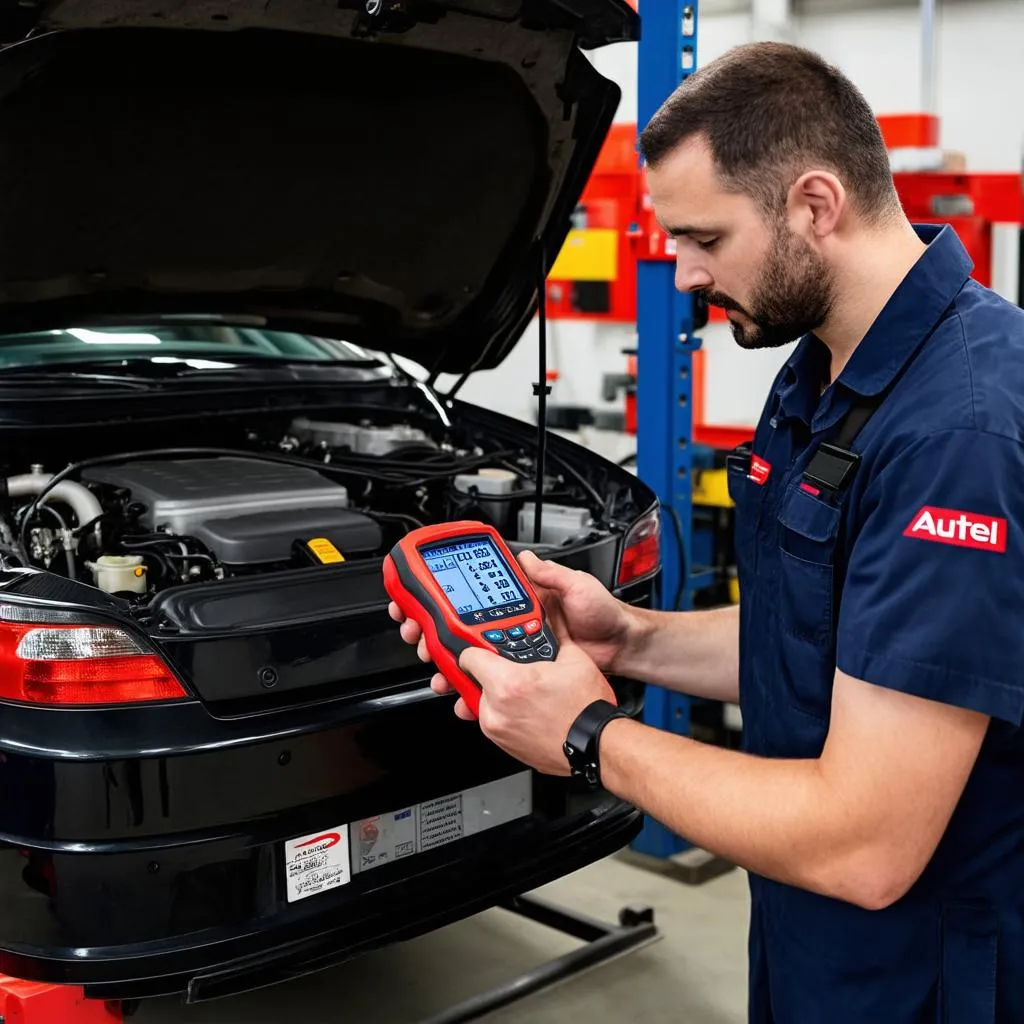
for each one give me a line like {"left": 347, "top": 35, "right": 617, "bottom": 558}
{"left": 631, "top": 0, "right": 707, "bottom": 862}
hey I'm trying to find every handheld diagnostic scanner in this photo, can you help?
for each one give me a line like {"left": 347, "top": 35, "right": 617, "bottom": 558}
{"left": 383, "top": 521, "right": 559, "bottom": 715}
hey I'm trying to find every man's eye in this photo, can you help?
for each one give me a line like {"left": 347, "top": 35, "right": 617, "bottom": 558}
{"left": 696, "top": 238, "right": 719, "bottom": 251}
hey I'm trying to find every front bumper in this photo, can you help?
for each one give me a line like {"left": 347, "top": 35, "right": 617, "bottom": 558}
{"left": 3, "top": 792, "right": 641, "bottom": 1003}
{"left": 0, "top": 683, "right": 643, "bottom": 1002}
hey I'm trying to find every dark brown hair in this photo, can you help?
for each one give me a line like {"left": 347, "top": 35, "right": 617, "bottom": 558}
{"left": 638, "top": 41, "right": 901, "bottom": 222}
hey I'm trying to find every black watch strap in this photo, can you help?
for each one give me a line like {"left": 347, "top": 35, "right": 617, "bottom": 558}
{"left": 563, "top": 699, "right": 629, "bottom": 788}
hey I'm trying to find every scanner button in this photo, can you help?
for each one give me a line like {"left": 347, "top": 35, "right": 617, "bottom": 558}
{"left": 506, "top": 626, "right": 526, "bottom": 639}
{"left": 505, "top": 639, "right": 530, "bottom": 652}
{"left": 528, "top": 631, "right": 550, "bottom": 647}
{"left": 535, "top": 643, "right": 555, "bottom": 660}
{"left": 483, "top": 629, "right": 505, "bottom": 644}
{"left": 523, "top": 619, "right": 542, "bottom": 635}
{"left": 514, "top": 651, "right": 536, "bottom": 663}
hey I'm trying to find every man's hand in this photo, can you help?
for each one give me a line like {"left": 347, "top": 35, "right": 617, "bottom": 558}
{"left": 512, "top": 551, "right": 634, "bottom": 672}
{"left": 388, "top": 550, "right": 635, "bottom": 717}
{"left": 386, "top": 550, "right": 620, "bottom": 769}
{"left": 458, "top": 631, "right": 617, "bottom": 775}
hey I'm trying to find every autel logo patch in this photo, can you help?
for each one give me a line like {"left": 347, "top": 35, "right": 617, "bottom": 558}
{"left": 904, "top": 506, "right": 1007, "bottom": 553}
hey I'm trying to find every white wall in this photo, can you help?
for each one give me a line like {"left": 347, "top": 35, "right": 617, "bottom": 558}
{"left": 799, "top": 0, "right": 1024, "bottom": 173}
{"left": 434, "top": 2, "right": 1024, "bottom": 437}
{"left": 698, "top": 0, "right": 1024, "bottom": 426}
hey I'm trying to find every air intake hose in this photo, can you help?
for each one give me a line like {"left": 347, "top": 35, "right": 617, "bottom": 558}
{"left": 7, "top": 466, "right": 104, "bottom": 531}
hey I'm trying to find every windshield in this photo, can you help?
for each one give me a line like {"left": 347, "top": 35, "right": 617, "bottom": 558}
{"left": 0, "top": 325, "right": 379, "bottom": 370}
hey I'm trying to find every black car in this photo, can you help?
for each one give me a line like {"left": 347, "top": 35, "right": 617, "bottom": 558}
{"left": 0, "top": 0, "right": 657, "bottom": 1007}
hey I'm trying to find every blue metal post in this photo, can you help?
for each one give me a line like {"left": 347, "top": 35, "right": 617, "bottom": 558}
{"left": 631, "top": 0, "right": 701, "bottom": 861}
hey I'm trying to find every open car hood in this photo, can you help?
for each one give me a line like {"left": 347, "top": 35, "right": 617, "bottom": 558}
{"left": 0, "top": 0, "right": 637, "bottom": 375}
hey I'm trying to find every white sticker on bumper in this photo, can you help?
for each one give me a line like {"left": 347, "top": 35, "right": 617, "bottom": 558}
{"left": 283, "top": 827, "right": 351, "bottom": 903}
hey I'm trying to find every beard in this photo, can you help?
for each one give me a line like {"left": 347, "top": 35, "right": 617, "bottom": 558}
{"left": 704, "top": 222, "right": 835, "bottom": 350}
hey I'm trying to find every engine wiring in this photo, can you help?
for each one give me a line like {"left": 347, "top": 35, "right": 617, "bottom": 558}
{"left": 36, "top": 504, "right": 78, "bottom": 581}
{"left": 356, "top": 508, "right": 426, "bottom": 533}
{"left": 2, "top": 398, "right": 628, "bottom": 594}
{"left": 13, "top": 444, "right": 505, "bottom": 554}
{"left": 114, "top": 529, "right": 221, "bottom": 587}
{"left": 16, "top": 437, "right": 608, "bottom": 551}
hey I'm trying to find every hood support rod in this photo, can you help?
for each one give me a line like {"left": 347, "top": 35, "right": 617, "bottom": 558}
{"left": 532, "top": 246, "right": 551, "bottom": 544}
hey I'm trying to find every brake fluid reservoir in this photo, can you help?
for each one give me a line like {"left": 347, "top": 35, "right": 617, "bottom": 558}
{"left": 454, "top": 468, "right": 517, "bottom": 530}
{"left": 87, "top": 554, "right": 148, "bottom": 594}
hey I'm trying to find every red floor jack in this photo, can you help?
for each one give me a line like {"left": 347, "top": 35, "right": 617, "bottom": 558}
{"left": 0, "top": 975, "right": 126, "bottom": 1023}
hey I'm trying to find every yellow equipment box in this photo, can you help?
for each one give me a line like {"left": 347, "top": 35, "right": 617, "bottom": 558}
{"left": 548, "top": 228, "right": 619, "bottom": 281}
{"left": 692, "top": 467, "right": 732, "bottom": 508}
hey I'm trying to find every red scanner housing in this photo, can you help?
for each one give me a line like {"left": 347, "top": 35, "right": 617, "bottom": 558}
{"left": 383, "top": 521, "right": 559, "bottom": 716}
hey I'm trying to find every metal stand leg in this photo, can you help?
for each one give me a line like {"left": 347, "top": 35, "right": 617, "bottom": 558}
{"left": 0, "top": 975, "right": 123, "bottom": 1023}
{"left": 418, "top": 895, "right": 660, "bottom": 1024}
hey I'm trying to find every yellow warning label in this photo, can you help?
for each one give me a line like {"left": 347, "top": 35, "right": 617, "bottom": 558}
{"left": 307, "top": 537, "right": 345, "bottom": 564}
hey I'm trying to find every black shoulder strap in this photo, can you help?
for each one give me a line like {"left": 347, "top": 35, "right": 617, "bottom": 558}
{"left": 834, "top": 391, "right": 885, "bottom": 449}
{"left": 832, "top": 316, "right": 944, "bottom": 450}
{"left": 802, "top": 391, "right": 886, "bottom": 498}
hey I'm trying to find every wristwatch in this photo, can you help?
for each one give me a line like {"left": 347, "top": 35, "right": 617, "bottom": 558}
{"left": 563, "top": 699, "right": 630, "bottom": 788}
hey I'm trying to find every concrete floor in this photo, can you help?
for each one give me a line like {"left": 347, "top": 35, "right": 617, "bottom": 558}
{"left": 139, "top": 853, "right": 750, "bottom": 1024}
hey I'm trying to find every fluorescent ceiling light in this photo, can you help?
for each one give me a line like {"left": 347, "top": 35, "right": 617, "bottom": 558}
{"left": 67, "top": 328, "right": 162, "bottom": 346}
{"left": 151, "top": 356, "right": 235, "bottom": 369}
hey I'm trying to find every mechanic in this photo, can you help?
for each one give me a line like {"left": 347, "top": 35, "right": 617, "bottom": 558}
{"left": 389, "top": 42, "right": 1024, "bottom": 1023}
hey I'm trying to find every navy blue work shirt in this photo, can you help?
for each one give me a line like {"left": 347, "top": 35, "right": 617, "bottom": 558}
{"left": 730, "top": 223, "right": 1024, "bottom": 1024}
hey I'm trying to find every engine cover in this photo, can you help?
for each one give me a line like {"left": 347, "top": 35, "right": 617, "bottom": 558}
{"left": 86, "top": 457, "right": 381, "bottom": 565}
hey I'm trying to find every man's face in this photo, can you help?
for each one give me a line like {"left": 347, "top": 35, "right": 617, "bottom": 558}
{"left": 646, "top": 136, "right": 834, "bottom": 350}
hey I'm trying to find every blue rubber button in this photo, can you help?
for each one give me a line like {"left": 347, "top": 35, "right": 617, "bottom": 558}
{"left": 483, "top": 629, "right": 505, "bottom": 643}
{"left": 506, "top": 626, "right": 526, "bottom": 639}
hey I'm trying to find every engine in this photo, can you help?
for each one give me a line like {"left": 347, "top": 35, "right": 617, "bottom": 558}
{"left": 0, "top": 414, "right": 608, "bottom": 600}
{"left": 83, "top": 457, "right": 383, "bottom": 588}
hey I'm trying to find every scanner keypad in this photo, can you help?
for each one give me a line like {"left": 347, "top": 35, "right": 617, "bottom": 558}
{"left": 484, "top": 622, "right": 557, "bottom": 663}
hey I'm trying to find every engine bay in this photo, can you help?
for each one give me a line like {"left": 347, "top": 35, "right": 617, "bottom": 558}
{"left": 0, "top": 405, "right": 632, "bottom": 602}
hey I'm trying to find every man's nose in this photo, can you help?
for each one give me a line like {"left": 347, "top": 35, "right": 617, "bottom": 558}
{"left": 674, "top": 258, "right": 713, "bottom": 293}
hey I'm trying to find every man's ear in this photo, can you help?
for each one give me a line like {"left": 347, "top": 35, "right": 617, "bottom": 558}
{"left": 788, "top": 170, "right": 845, "bottom": 238}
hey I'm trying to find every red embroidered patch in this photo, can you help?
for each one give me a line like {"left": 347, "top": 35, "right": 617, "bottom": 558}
{"left": 749, "top": 455, "right": 771, "bottom": 486}
{"left": 903, "top": 506, "right": 1007, "bottom": 553}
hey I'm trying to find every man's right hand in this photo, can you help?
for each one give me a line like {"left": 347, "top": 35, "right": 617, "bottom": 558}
{"left": 513, "top": 550, "right": 633, "bottom": 672}
{"left": 387, "top": 549, "right": 636, "bottom": 693}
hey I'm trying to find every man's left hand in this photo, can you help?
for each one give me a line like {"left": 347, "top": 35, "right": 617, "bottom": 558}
{"left": 459, "top": 625, "right": 618, "bottom": 777}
